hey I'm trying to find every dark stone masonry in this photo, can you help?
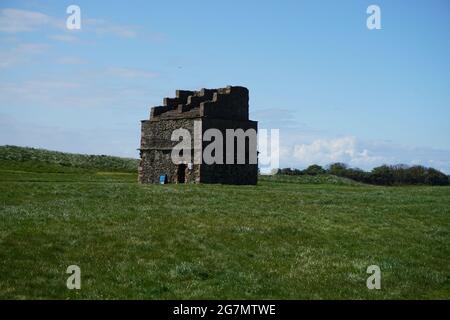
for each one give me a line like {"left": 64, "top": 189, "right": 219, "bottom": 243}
{"left": 139, "top": 86, "right": 258, "bottom": 184}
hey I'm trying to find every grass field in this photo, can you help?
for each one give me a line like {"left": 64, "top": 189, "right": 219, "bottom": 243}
{"left": 0, "top": 146, "right": 449, "bottom": 299}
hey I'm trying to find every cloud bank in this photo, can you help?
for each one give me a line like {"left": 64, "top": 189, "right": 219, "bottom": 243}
{"left": 280, "top": 135, "right": 450, "bottom": 173}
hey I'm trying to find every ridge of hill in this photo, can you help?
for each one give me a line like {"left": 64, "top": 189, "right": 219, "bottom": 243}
{"left": 0, "top": 145, "right": 139, "bottom": 173}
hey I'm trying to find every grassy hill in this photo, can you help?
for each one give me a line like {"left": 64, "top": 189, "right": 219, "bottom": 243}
{"left": 0, "top": 145, "right": 139, "bottom": 173}
{"left": 0, "top": 146, "right": 449, "bottom": 299}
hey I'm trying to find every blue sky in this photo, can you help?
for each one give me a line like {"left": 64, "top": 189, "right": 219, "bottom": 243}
{"left": 1, "top": 0, "right": 450, "bottom": 172}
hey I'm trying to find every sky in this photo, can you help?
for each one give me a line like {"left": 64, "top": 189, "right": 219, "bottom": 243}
{"left": 1, "top": 0, "right": 450, "bottom": 172}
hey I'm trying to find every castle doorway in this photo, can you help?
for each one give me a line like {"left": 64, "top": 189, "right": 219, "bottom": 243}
{"left": 177, "top": 164, "right": 186, "bottom": 183}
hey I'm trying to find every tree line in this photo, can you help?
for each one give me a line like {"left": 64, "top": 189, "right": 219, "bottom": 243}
{"left": 277, "top": 163, "right": 449, "bottom": 186}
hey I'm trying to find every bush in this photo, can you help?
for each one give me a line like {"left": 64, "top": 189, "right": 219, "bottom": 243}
{"left": 370, "top": 165, "right": 395, "bottom": 185}
{"left": 327, "top": 163, "right": 348, "bottom": 176}
{"left": 345, "top": 168, "right": 369, "bottom": 183}
{"left": 406, "top": 165, "right": 427, "bottom": 184}
{"left": 425, "top": 168, "right": 449, "bottom": 185}
{"left": 277, "top": 162, "right": 449, "bottom": 186}
{"left": 303, "top": 164, "right": 326, "bottom": 176}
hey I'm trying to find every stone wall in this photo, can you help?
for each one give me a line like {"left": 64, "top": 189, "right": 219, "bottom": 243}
{"left": 149, "top": 86, "right": 249, "bottom": 121}
{"left": 200, "top": 87, "right": 249, "bottom": 121}
{"left": 199, "top": 118, "right": 258, "bottom": 185}
{"left": 139, "top": 86, "right": 258, "bottom": 185}
{"left": 139, "top": 150, "right": 201, "bottom": 184}
{"left": 139, "top": 117, "right": 200, "bottom": 184}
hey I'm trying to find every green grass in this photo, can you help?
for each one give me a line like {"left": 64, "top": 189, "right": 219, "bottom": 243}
{"left": 0, "top": 145, "right": 139, "bottom": 173}
{"left": 0, "top": 146, "right": 449, "bottom": 299}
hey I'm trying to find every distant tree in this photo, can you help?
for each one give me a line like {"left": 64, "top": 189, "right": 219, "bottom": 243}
{"left": 406, "top": 165, "right": 427, "bottom": 184}
{"left": 278, "top": 168, "right": 293, "bottom": 175}
{"left": 327, "top": 163, "right": 348, "bottom": 176}
{"left": 276, "top": 162, "right": 448, "bottom": 186}
{"left": 303, "top": 164, "right": 326, "bottom": 176}
{"left": 425, "top": 168, "right": 449, "bottom": 185}
{"left": 277, "top": 168, "right": 307, "bottom": 176}
{"left": 345, "top": 167, "right": 368, "bottom": 182}
{"left": 390, "top": 164, "right": 409, "bottom": 184}
{"left": 370, "top": 165, "right": 395, "bottom": 185}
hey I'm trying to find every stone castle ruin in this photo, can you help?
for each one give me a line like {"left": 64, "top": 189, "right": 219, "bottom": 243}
{"left": 139, "top": 86, "right": 258, "bottom": 184}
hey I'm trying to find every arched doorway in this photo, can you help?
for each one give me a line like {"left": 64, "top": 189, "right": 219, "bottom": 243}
{"left": 177, "top": 164, "right": 186, "bottom": 183}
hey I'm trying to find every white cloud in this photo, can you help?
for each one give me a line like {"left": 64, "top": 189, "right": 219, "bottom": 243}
{"left": 16, "top": 43, "right": 48, "bottom": 53}
{"left": 0, "top": 80, "right": 80, "bottom": 92}
{"left": 85, "top": 18, "right": 138, "bottom": 38}
{"left": 106, "top": 67, "right": 158, "bottom": 79}
{"left": 291, "top": 136, "right": 383, "bottom": 168}
{"left": 0, "top": 8, "right": 62, "bottom": 33}
{"left": 0, "top": 80, "right": 82, "bottom": 110}
{"left": 0, "top": 43, "right": 48, "bottom": 68}
{"left": 0, "top": 73, "right": 155, "bottom": 110}
{"left": 57, "top": 56, "right": 87, "bottom": 65}
{"left": 280, "top": 135, "right": 450, "bottom": 173}
{"left": 252, "top": 108, "right": 303, "bottom": 129}
{"left": 0, "top": 8, "right": 152, "bottom": 40}
{"left": 48, "top": 34, "right": 78, "bottom": 42}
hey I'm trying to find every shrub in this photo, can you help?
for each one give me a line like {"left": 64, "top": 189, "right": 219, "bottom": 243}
{"left": 344, "top": 168, "right": 369, "bottom": 183}
{"left": 277, "top": 162, "right": 448, "bottom": 186}
{"left": 406, "top": 165, "right": 427, "bottom": 184}
{"left": 370, "top": 165, "right": 395, "bottom": 185}
{"left": 303, "top": 164, "right": 326, "bottom": 176}
{"left": 425, "top": 168, "right": 449, "bottom": 185}
{"left": 327, "top": 163, "right": 348, "bottom": 176}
